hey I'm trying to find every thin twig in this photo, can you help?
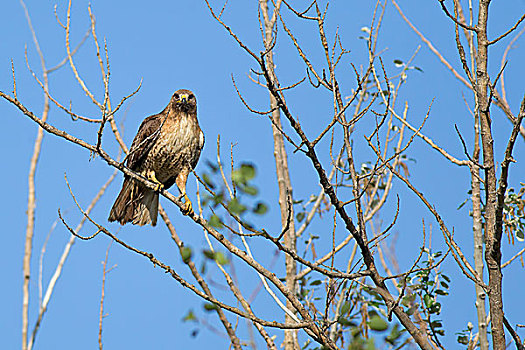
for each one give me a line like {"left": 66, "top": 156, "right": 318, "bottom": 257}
{"left": 489, "top": 12, "right": 525, "bottom": 45}
{"left": 28, "top": 170, "right": 117, "bottom": 350}
{"left": 437, "top": 0, "right": 477, "bottom": 32}
{"left": 98, "top": 242, "right": 115, "bottom": 350}
{"left": 503, "top": 316, "right": 525, "bottom": 350}
{"left": 501, "top": 247, "right": 525, "bottom": 268}
{"left": 58, "top": 208, "right": 312, "bottom": 330}
{"left": 19, "top": 0, "right": 51, "bottom": 347}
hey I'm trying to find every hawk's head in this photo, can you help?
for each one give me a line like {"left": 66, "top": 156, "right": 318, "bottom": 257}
{"left": 171, "top": 89, "right": 197, "bottom": 113}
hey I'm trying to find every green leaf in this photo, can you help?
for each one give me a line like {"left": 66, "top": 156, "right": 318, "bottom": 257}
{"left": 423, "top": 294, "right": 434, "bottom": 308}
{"left": 203, "top": 250, "right": 229, "bottom": 265}
{"left": 231, "top": 170, "right": 244, "bottom": 185}
{"left": 182, "top": 309, "right": 197, "bottom": 322}
{"left": 205, "top": 160, "right": 219, "bottom": 173}
{"left": 393, "top": 59, "right": 404, "bottom": 67}
{"left": 232, "top": 163, "right": 256, "bottom": 185}
{"left": 337, "top": 316, "right": 354, "bottom": 327}
{"left": 429, "top": 303, "right": 441, "bottom": 314}
{"left": 202, "top": 173, "right": 215, "bottom": 189}
{"left": 208, "top": 214, "right": 223, "bottom": 228}
{"left": 406, "top": 305, "right": 417, "bottom": 316}
{"left": 228, "top": 198, "right": 247, "bottom": 215}
{"left": 431, "top": 320, "right": 443, "bottom": 329}
{"left": 369, "top": 316, "right": 388, "bottom": 332}
{"left": 517, "top": 230, "right": 524, "bottom": 241}
{"left": 340, "top": 301, "right": 351, "bottom": 315}
{"left": 242, "top": 185, "right": 258, "bottom": 196}
{"left": 214, "top": 251, "right": 230, "bottom": 265}
{"left": 203, "top": 303, "right": 220, "bottom": 312}
{"left": 368, "top": 310, "right": 379, "bottom": 318}
{"left": 240, "top": 163, "right": 256, "bottom": 180}
{"left": 253, "top": 202, "right": 268, "bottom": 215}
{"left": 181, "top": 246, "right": 192, "bottom": 264}
{"left": 402, "top": 294, "right": 416, "bottom": 306}
{"left": 212, "top": 192, "right": 224, "bottom": 206}
{"left": 296, "top": 212, "right": 305, "bottom": 222}
{"left": 351, "top": 327, "right": 364, "bottom": 339}
{"left": 385, "top": 324, "right": 402, "bottom": 345}
{"left": 457, "top": 335, "right": 469, "bottom": 345}
{"left": 200, "top": 195, "right": 210, "bottom": 206}
{"left": 435, "top": 289, "right": 448, "bottom": 296}
{"left": 310, "top": 280, "right": 322, "bottom": 286}
{"left": 203, "top": 250, "right": 215, "bottom": 260}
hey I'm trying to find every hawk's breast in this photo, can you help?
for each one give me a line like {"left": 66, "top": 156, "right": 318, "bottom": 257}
{"left": 146, "top": 112, "right": 202, "bottom": 183}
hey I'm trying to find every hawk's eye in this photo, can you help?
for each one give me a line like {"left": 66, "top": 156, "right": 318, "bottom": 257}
{"left": 189, "top": 94, "right": 195, "bottom": 100}
{"left": 173, "top": 93, "right": 180, "bottom": 100}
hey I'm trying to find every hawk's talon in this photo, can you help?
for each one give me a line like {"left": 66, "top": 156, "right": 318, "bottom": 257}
{"left": 181, "top": 193, "right": 194, "bottom": 216}
{"left": 146, "top": 170, "right": 164, "bottom": 192}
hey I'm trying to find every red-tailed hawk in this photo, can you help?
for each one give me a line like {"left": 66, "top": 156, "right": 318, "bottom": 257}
{"left": 108, "top": 89, "right": 204, "bottom": 226}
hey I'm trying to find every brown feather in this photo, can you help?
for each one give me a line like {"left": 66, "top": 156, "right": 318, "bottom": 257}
{"left": 108, "top": 179, "right": 159, "bottom": 226}
{"left": 108, "top": 89, "right": 204, "bottom": 226}
{"left": 108, "top": 178, "right": 134, "bottom": 224}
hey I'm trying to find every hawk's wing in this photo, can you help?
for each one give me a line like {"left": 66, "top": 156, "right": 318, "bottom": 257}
{"left": 127, "top": 113, "right": 165, "bottom": 170}
{"left": 191, "top": 129, "right": 205, "bottom": 169}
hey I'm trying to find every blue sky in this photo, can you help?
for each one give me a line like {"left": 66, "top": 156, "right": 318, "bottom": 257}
{"left": 1, "top": 1, "right": 525, "bottom": 349}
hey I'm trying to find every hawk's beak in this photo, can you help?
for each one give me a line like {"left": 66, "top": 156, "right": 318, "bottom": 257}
{"left": 180, "top": 94, "right": 189, "bottom": 104}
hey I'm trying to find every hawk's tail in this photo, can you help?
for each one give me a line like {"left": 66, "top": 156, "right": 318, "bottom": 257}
{"left": 108, "top": 179, "right": 159, "bottom": 226}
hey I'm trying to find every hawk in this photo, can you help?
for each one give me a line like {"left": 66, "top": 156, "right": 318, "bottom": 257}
{"left": 108, "top": 89, "right": 204, "bottom": 226}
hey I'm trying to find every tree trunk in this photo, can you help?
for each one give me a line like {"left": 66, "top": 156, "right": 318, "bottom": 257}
{"left": 476, "top": 1, "right": 505, "bottom": 348}
{"left": 260, "top": 1, "right": 298, "bottom": 348}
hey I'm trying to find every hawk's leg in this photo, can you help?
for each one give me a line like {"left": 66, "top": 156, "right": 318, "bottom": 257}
{"left": 175, "top": 168, "right": 193, "bottom": 215}
{"left": 146, "top": 169, "right": 164, "bottom": 192}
